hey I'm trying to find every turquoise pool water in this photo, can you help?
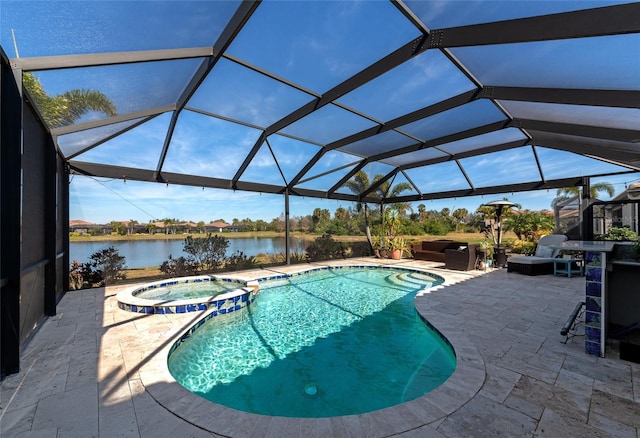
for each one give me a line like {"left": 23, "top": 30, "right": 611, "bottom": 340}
{"left": 167, "top": 267, "right": 455, "bottom": 417}
{"left": 134, "top": 280, "right": 243, "bottom": 301}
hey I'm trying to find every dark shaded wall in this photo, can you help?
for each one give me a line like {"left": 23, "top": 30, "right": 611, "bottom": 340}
{"left": 1, "top": 49, "right": 68, "bottom": 378}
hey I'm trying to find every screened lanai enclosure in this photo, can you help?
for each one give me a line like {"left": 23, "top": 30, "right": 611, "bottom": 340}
{"left": 1, "top": 1, "right": 639, "bottom": 377}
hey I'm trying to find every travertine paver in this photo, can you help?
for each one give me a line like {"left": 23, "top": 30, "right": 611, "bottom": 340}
{"left": 0, "top": 258, "right": 638, "bottom": 437}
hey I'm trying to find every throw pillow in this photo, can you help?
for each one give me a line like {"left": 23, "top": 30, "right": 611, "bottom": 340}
{"left": 535, "top": 245, "right": 554, "bottom": 258}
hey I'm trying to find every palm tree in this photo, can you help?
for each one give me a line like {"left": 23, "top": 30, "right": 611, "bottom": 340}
{"left": 344, "top": 171, "right": 374, "bottom": 250}
{"left": 452, "top": 208, "right": 469, "bottom": 232}
{"left": 23, "top": 72, "right": 117, "bottom": 128}
{"left": 551, "top": 182, "right": 615, "bottom": 235}
{"left": 551, "top": 182, "right": 615, "bottom": 208}
{"left": 344, "top": 171, "right": 413, "bottom": 252}
{"left": 375, "top": 176, "right": 413, "bottom": 219}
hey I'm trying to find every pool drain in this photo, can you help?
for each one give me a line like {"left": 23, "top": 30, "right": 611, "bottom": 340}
{"left": 303, "top": 384, "right": 318, "bottom": 398}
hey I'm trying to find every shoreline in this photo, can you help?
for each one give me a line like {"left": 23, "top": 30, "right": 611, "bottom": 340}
{"left": 69, "top": 231, "right": 369, "bottom": 243}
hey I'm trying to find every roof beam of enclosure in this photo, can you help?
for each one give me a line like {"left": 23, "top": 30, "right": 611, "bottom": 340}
{"left": 480, "top": 87, "right": 640, "bottom": 109}
{"left": 398, "top": 139, "right": 531, "bottom": 171}
{"left": 429, "top": 3, "right": 640, "bottom": 48}
{"left": 272, "top": 35, "right": 428, "bottom": 188}
{"left": 389, "top": 176, "right": 607, "bottom": 204}
{"left": 529, "top": 135, "right": 640, "bottom": 171}
{"left": 51, "top": 103, "right": 176, "bottom": 138}
{"left": 66, "top": 113, "right": 163, "bottom": 160}
{"left": 10, "top": 47, "right": 214, "bottom": 71}
{"left": 510, "top": 119, "right": 640, "bottom": 143}
{"left": 361, "top": 168, "right": 399, "bottom": 199}
{"left": 154, "top": 1, "right": 260, "bottom": 180}
{"left": 67, "top": 160, "right": 362, "bottom": 202}
{"left": 327, "top": 160, "right": 369, "bottom": 198}
{"left": 324, "top": 89, "right": 479, "bottom": 152}
{"left": 368, "top": 120, "right": 509, "bottom": 163}
{"left": 291, "top": 89, "right": 483, "bottom": 196}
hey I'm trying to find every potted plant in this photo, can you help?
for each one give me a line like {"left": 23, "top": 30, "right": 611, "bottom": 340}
{"left": 477, "top": 239, "right": 493, "bottom": 268}
{"left": 372, "top": 235, "right": 390, "bottom": 258}
{"left": 389, "top": 237, "right": 406, "bottom": 260}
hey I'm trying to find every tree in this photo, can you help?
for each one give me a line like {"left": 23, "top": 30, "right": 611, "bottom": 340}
{"left": 452, "top": 208, "right": 469, "bottom": 232}
{"left": 128, "top": 219, "right": 138, "bottom": 235}
{"left": 504, "top": 210, "right": 555, "bottom": 240}
{"left": 476, "top": 200, "right": 520, "bottom": 245}
{"left": 551, "top": 182, "right": 615, "bottom": 208}
{"left": 417, "top": 204, "right": 427, "bottom": 221}
{"left": 344, "top": 171, "right": 412, "bottom": 251}
{"left": 109, "top": 220, "right": 126, "bottom": 236}
{"left": 374, "top": 177, "right": 412, "bottom": 219}
{"left": 334, "top": 207, "right": 350, "bottom": 221}
{"left": 23, "top": 72, "right": 117, "bottom": 128}
{"left": 344, "top": 171, "right": 375, "bottom": 250}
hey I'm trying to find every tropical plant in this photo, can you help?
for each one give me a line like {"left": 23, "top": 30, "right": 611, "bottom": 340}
{"left": 452, "top": 208, "right": 469, "bottom": 232}
{"left": 599, "top": 227, "right": 638, "bottom": 241}
{"left": 551, "top": 182, "right": 615, "bottom": 208}
{"left": 23, "top": 72, "right": 117, "bottom": 128}
{"left": 476, "top": 200, "right": 520, "bottom": 245}
{"left": 343, "top": 171, "right": 375, "bottom": 251}
{"left": 344, "top": 171, "right": 413, "bottom": 252}
{"left": 504, "top": 210, "right": 555, "bottom": 241}
{"left": 128, "top": 219, "right": 138, "bottom": 235}
{"left": 389, "top": 236, "right": 407, "bottom": 251}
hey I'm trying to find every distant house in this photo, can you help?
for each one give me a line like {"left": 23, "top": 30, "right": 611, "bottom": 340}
{"left": 69, "top": 219, "right": 97, "bottom": 235}
{"left": 206, "top": 221, "right": 231, "bottom": 233}
{"left": 600, "top": 182, "right": 640, "bottom": 235}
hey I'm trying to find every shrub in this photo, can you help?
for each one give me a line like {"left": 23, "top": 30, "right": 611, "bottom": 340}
{"left": 223, "top": 251, "right": 258, "bottom": 271}
{"left": 306, "top": 234, "right": 344, "bottom": 261}
{"left": 600, "top": 227, "right": 638, "bottom": 241}
{"left": 159, "top": 255, "right": 197, "bottom": 277}
{"left": 69, "top": 260, "right": 84, "bottom": 290}
{"left": 510, "top": 239, "right": 536, "bottom": 255}
{"left": 183, "top": 234, "right": 229, "bottom": 272}
{"left": 77, "top": 246, "right": 126, "bottom": 287}
{"left": 346, "top": 241, "right": 373, "bottom": 257}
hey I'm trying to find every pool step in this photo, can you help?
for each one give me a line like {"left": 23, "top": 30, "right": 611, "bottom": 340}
{"left": 386, "top": 272, "right": 438, "bottom": 290}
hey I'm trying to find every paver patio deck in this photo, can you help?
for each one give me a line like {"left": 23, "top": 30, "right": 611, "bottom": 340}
{"left": 1, "top": 258, "right": 638, "bottom": 437}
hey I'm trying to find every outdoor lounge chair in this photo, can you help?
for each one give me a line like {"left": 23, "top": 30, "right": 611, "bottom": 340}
{"left": 507, "top": 234, "right": 568, "bottom": 275}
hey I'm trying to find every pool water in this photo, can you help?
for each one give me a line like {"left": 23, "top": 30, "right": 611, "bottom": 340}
{"left": 134, "top": 280, "right": 242, "bottom": 301}
{"left": 167, "top": 267, "right": 455, "bottom": 417}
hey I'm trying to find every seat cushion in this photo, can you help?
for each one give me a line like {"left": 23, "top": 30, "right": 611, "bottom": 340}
{"left": 508, "top": 255, "right": 556, "bottom": 265}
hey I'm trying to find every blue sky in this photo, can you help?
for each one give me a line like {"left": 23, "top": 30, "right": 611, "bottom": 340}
{"left": 69, "top": 172, "right": 640, "bottom": 224}
{"left": 4, "top": 1, "right": 639, "bottom": 224}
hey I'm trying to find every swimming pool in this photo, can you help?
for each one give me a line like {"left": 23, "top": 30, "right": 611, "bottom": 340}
{"left": 168, "top": 266, "right": 455, "bottom": 417}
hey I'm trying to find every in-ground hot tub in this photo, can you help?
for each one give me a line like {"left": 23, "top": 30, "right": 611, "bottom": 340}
{"left": 116, "top": 275, "right": 259, "bottom": 315}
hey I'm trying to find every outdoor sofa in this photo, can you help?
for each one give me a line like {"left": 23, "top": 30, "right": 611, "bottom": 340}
{"left": 444, "top": 244, "right": 478, "bottom": 271}
{"left": 507, "top": 234, "right": 568, "bottom": 275}
{"left": 411, "top": 240, "right": 470, "bottom": 262}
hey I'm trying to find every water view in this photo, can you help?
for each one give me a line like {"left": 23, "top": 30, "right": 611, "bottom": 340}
{"left": 70, "top": 237, "right": 308, "bottom": 268}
